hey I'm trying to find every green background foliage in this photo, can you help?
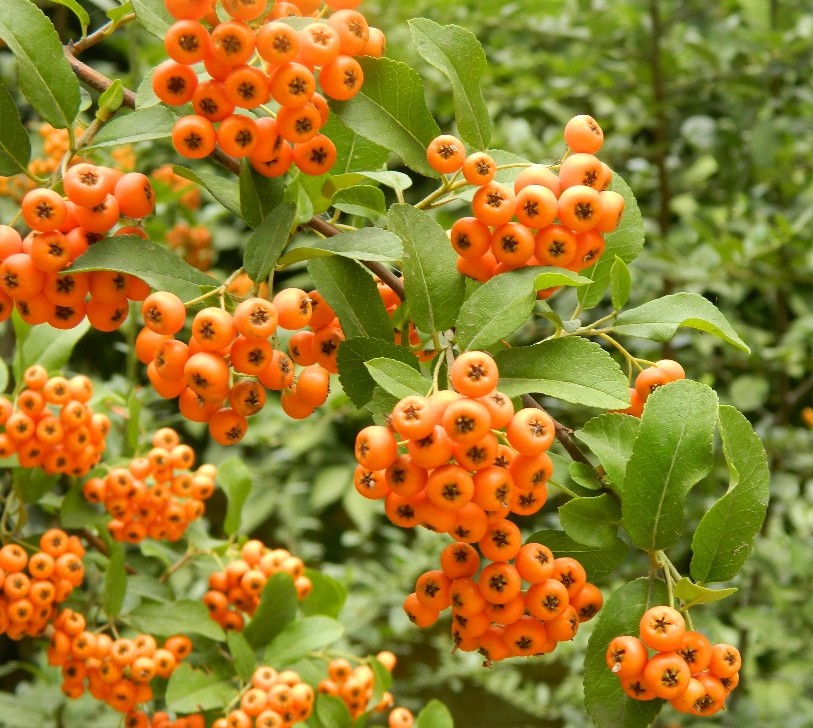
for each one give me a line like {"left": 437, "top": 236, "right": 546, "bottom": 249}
{"left": 1, "top": 1, "right": 812, "bottom": 727}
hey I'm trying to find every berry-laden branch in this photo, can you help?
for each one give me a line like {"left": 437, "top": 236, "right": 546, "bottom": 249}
{"left": 520, "top": 394, "right": 593, "bottom": 467}
{"left": 64, "top": 46, "right": 580, "bottom": 463}
{"left": 63, "top": 51, "right": 406, "bottom": 299}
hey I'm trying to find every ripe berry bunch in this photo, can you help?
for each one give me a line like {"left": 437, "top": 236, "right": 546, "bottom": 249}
{"left": 430, "top": 116, "right": 624, "bottom": 296}
{"left": 159, "top": 0, "right": 385, "bottom": 177}
{"left": 0, "top": 530, "right": 85, "bottom": 641}
{"left": 0, "top": 365, "right": 111, "bottom": 475}
{"left": 124, "top": 711, "right": 204, "bottom": 728}
{"left": 0, "top": 125, "right": 72, "bottom": 202}
{"left": 166, "top": 221, "right": 215, "bottom": 271}
{"left": 48, "top": 611, "right": 192, "bottom": 712}
{"left": 82, "top": 428, "right": 217, "bottom": 544}
{"left": 616, "top": 359, "right": 686, "bottom": 418}
{"left": 213, "top": 664, "right": 315, "bottom": 728}
{"left": 318, "top": 652, "right": 414, "bottom": 725}
{"left": 137, "top": 287, "right": 341, "bottom": 443}
{"left": 352, "top": 352, "right": 555, "bottom": 527}
{"left": 405, "top": 540, "right": 602, "bottom": 661}
{"left": 204, "top": 540, "right": 312, "bottom": 631}
{"left": 606, "top": 606, "right": 741, "bottom": 716}
{"left": 0, "top": 167, "right": 155, "bottom": 330}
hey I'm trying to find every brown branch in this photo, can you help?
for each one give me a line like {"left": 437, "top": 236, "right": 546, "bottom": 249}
{"left": 75, "top": 528, "right": 137, "bottom": 574}
{"left": 68, "top": 14, "right": 136, "bottom": 55}
{"left": 65, "top": 51, "right": 404, "bottom": 296}
{"left": 520, "top": 394, "right": 593, "bottom": 468}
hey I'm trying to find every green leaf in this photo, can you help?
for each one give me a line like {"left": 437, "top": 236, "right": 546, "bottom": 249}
{"left": 535, "top": 268, "right": 593, "bottom": 290}
{"left": 240, "top": 158, "right": 286, "bottom": 229}
{"left": 569, "top": 462, "right": 603, "bottom": 491}
{"left": 610, "top": 257, "right": 631, "bottom": 310}
{"left": 67, "top": 235, "right": 215, "bottom": 302}
{"left": 126, "top": 388, "right": 142, "bottom": 457}
{"left": 107, "top": 1, "right": 134, "bottom": 23}
{"left": 96, "top": 79, "right": 124, "bottom": 120}
{"left": 558, "top": 494, "right": 621, "bottom": 549}
{"left": 322, "top": 114, "right": 390, "bottom": 176}
{"left": 165, "top": 663, "right": 234, "bottom": 714}
{"left": 336, "top": 337, "right": 421, "bottom": 408}
{"left": 300, "top": 569, "right": 347, "bottom": 619}
{"left": 227, "top": 631, "right": 255, "bottom": 683}
{"left": 131, "top": 0, "right": 173, "bottom": 38}
{"left": 576, "top": 414, "right": 640, "bottom": 494}
{"left": 279, "top": 228, "right": 402, "bottom": 267}
{"left": 331, "top": 57, "right": 441, "bottom": 178}
{"left": 364, "top": 357, "right": 430, "bottom": 400}
{"left": 283, "top": 179, "right": 314, "bottom": 224}
{"left": 622, "top": 380, "right": 719, "bottom": 552}
{"left": 493, "top": 337, "right": 630, "bottom": 409}
{"left": 0, "top": 0, "right": 80, "bottom": 129}
{"left": 316, "top": 694, "right": 353, "bottom": 728}
{"left": 59, "top": 480, "right": 104, "bottom": 529}
{"left": 326, "top": 170, "right": 414, "bottom": 197}
{"left": 173, "top": 166, "right": 241, "bottom": 216}
{"left": 0, "top": 82, "right": 30, "bottom": 177}
{"left": 103, "top": 542, "right": 127, "bottom": 618}
{"left": 409, "top": 19, "right": 491, "bottom": 150}
{"left": 128, "top": 600, "right": 226, "bottom": 641}
{"left": 243, "top": 572, "right": 298, "bottom": 649}
{"left": 84, "top": 106, "right": 176, "bottom": 150}
{"left": 613, "top": 293, "right": 750, "bottom": 353}
{"left": 0, "top": 358, "right": 7, "bottom": 394}
{"left": 415, "top": 699, "right": 454, "bottom": 728}
{"left": 389, "top": 204, "right": 464, "bottom": 334}
{"left": 690, "top": 405, "right": 770, "bottom": 584}
{"left": 577, "top": 174, "right": 646, "bottom": 310}
{"left": 333, "top": 186, "right": 388, "bottom": 225}
{"left": 673, "top": 578, "right": 737, "bottom": 608}
{"left": 584, "top": 578, "right": 666, "bottom": 728}
{"left": 263, "top": 616, "right": 345, "bottom": 667}
{"left": 127, "top": 574, "right": 172, "bottom": 603}
{"left": 218, "top": 457, "right": 252, "bottom": 537}
{"left": 54, "top": 0, "right": 90, "bottom": 35}
{"left": 367, "top": 655, "right": 393, "bottom": 711}
{"left": 308, "top": 257, "right": 392, "bottom": 340}
{"left": 242, "top": 202, "right": 296, "bottom": 284}
{"left": 456, "top": 267, "right": 538, "bottom": 351}
{"left": 12, "top": 311, "right": 90, "bottom": 380}
{"left": 14, "top": 467, "right": 57, "bottom": 504}
{"left": 526, "top": 529, "right": 628, "bottom": 581}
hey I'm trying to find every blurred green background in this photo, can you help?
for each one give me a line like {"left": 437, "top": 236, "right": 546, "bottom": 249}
{"left": 3, "top": 1, "right": 813, "bottom": 727}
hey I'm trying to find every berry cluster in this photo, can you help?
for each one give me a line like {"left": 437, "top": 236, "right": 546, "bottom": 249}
{"left": 214, "top": 665, "right": 315, "bottom": 728}
{"left": 0, "top": 530, "right": 85, "bottom": 641}
{"left": 48, "top": 610, "right": 192, "bottom": 712}
{"left": 151, "top": 164, "right": 203, "bottom": 211}
{"left": 137, "top": 287, "right": 342, "bottom": 443}
{"left": 0, "top": 125, "right": 71, "bottom": 202}
{"left": 0, "top": 167, "right": 155, "bottom": 330}
{"left": 159, "top": 0, "right": 384, "bottom": 177}
{"left": 406, "top": 541, "right": 602, "bottom": 660}
{"left": 205, "top": 540, "right": 311, "bottom": 631}
{"left": 124, "top": 711, "right": 204, "bottom": 728}
{"left": 431, "top": 116, "right": 623, "bottom": 296}
{"left": 166, "top": 221, "right": 214, "bottom": 271}
{"left": 353, "top": 352, "right": 554, "bottom": 524}
{"left": 0, "top": 365, "right": 110, "bottom": 476}
{"left": 318, "top": 653, "right": 412, "bottom": 725}
{"left": 82, "top": 428, "right": 217, "bottom": 543}
{"left": 606, "top": 606, "right": 741, "bottom": 716}
{"left": 617, "top": 359, "right": 685, "bottom": 418}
